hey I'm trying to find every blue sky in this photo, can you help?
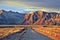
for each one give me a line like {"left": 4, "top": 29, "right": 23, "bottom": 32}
{"left": 0, "top": 0, "right": 60, "bottom": 13}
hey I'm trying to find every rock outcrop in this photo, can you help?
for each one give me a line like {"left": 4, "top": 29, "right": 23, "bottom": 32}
{"left": 0, "top": 10, "right": 3, "bottom": 14}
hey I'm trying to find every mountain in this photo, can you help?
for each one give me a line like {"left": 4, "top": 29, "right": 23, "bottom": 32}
{"left": 24, "top": 10, "right": 60, "bottom": 25}
{"left": 0, "top": 10, "right": 60, "bottom": 25}
{"left": 0, "top": 10, "right": 25, "bottom": 25}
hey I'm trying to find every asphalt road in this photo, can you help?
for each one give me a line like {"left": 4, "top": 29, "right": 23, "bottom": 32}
{"left": 0, "top": 28, "right": 53, "bottom": 40}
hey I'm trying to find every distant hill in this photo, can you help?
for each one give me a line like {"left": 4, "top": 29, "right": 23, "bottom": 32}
{"left": 0, "top": 10, "right": 25, "bottom": 25}
{"left": 0, "top": 10, "right": 60, "bottom": 25}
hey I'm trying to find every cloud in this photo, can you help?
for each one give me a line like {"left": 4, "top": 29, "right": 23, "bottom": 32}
{"left": 0, "top": 0, "right": 60, "bottom": 9}
{"left": 0, "top": 0, "right": 60, "bottom": 13}
{"left": 12, "top": 0, "right": 60, "bottom": 9}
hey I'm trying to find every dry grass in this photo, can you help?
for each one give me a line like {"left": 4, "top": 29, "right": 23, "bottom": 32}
{"left": 0, "top": 27, "right": 24, "bottom": 38}
{"left": 32, "top": 26, "right": 60, "bottom": 40}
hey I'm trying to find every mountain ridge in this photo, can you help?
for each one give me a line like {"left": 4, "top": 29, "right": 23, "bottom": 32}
{"left": 24, "top": 10, "right": 60, "bottom": 25}
{"left": 0, "top": 10, "right": 60, "bottom": 25}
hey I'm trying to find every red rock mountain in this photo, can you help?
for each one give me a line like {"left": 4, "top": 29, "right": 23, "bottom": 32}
{"left": 24, "top": 10, "right": 60, "bottom": 25}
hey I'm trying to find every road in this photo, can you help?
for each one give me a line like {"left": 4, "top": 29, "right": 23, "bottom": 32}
{"left": 0, "top": 27, "right": 52, "bottom": 40}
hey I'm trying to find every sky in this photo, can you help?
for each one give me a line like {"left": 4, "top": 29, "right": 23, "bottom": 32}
{"left": 0, "top": 0, "right": 60, "bottom": 13}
